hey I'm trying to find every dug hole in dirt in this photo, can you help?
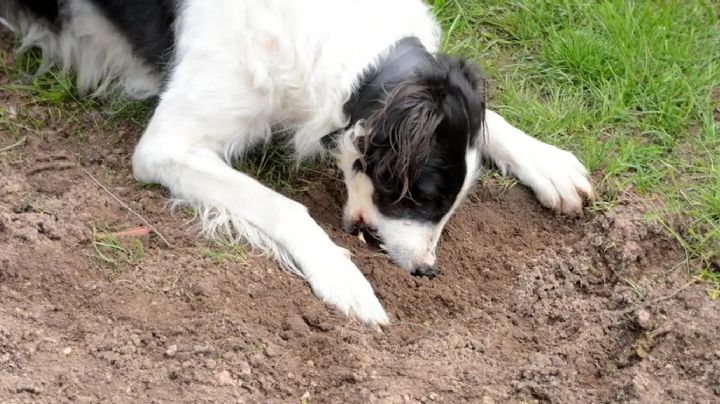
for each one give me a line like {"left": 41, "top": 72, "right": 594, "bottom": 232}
{"left": 1, "top": 32, "right": 719, "bottom": 404}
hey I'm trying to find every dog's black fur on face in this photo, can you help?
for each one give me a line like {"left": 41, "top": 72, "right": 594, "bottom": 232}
{"left": 357, "top": 56, "right": 485, "bottom": 224}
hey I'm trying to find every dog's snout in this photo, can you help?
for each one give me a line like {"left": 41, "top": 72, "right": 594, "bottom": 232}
{"left": 344, "top": 220, "right": 360, "bottom": 235}
{"left": 411, "top": 264, "right": 438, "bottom": 279}
{"left": 343, "top": 213, "right": 365, "bottom": 235}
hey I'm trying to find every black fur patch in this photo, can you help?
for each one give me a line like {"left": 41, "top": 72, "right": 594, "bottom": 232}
{"left": 359, "top": 55, "right": 485, "bottom": 223}
{"left": 20, "top": 0, "right": 59, "bottom": 24}
{"left": 88, "top": 0, "right": 176, "bottom": 68}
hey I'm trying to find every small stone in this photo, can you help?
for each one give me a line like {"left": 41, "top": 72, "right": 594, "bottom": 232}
{"left": 131, "top": 335, "right": 142, "bottom": 346}
{"left": 175, "top": 352, "right": 191, "bottom": 361}
{"left": 482, "top": 396, "right": 496, "bottom": 404}
{"left": 248, "top": 353, "right": 264, "bottom": 367}
{"left": 193, "top": 345, "right": 213, "bottom": 355}
{"left": 428, "top": 392, "right": 439, "bottom": 401}
{"left": 205, "top": 359, "right": 217, "bottom": 369}
{"left": 635, "top": 309, "right": 653, "bottom": 330}
{"left": 165, "top": 344, "right": 178, "bottom": 357}
{"left": 342, "top": 372, "right": 362, "bottom": 383}
{"left": 191, "top": 284, "right": 209, "bottom": 297}
{"left": 62, "top": 347, "right": 72, "bottom": 355}
{"left": 237, "top": 360, "right": 252, "bottom": 376}
{"left": 17, "top": 384, "right": 42, "bottom": 395}
{"left": 305, "top": 360, "right": 314, "bottom": 367}
{"left": 264, "top": 343, "right": 280, "bottom": 358}
{"left": 215, "top": 370, "right": 235, "bottom": 386}
{"left": 283, "top": 315, "right": 310, "bottom": 336}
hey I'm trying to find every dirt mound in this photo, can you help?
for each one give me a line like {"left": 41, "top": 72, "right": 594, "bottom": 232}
{"left": 1, "top": 35, "right": 718, "bottom": 404}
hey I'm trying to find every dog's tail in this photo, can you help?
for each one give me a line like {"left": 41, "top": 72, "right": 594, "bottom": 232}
{"left": 1, "top": 0, "right": 161, "bottom": 99}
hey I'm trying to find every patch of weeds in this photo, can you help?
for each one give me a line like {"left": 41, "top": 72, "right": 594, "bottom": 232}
{"left": 2, "top": 46, "right": 149, "bottom": 136}
{"left": 622, "top": 277, "right": 646, "bottom": 300}
{"left": 203, "top": 240, "right": 246, "bottom": 264}
{"left": 479, "top": 170, "right": 518, "bottom": 198}
{"left": 234, "top": 135, "right": 321, "bottom": 195}
{"left": 7, "top": 50, "right": 95, "bottom": 109}
{"left": 698, "top": 269, "right": 720, "bottom": 301}
{"left": 102, "top": 96, "right": 153, "bottom": 126}
{"left": 15, "top": 197, "right": 53, "bottom": 216}
{"left": 140, "top": 183, "right": 163, "bottom": 190}
{"left": 91, "top": 224, "right": 144, "bottom": 274}
{"left": 181, "top": 206, "right": 198, "bottom": 218}
{"left": 0, "top": 107, "right": 20, "bottom": 138}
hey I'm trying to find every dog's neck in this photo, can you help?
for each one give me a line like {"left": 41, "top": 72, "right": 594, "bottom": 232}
{"left": 321, "top": 37, "right": 434, "bottom": 149}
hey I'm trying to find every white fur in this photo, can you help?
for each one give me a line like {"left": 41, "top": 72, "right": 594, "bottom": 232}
{"left": 5, "top": 0, "right": 593, "bottom": 325}
{"left": 483, "top": 110, "right": 594, "bottom": 215}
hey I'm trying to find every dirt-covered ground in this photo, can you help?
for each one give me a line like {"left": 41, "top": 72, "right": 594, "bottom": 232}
{"left": 1, "top": 33, "right": 719, "bottom": 404}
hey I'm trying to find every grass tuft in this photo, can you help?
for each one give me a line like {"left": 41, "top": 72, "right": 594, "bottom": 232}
{"left": 233, "top": 136, "right": 321, "bottom": 195}
{"left": 91, "top": 224, "right": 145, "bottom": 272}
{"left": 435, "top": 0, "right": 720, "bottom": 270}
{"left": 203, "top": 240, "right": 247, "bottom": 264}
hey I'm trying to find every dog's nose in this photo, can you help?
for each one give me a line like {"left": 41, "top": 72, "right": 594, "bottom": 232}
{"left": 343, "top": 219, "right": 360, "bottom": 235}
{"left": 412, "top": 264, "right": 438, "bottom": 279}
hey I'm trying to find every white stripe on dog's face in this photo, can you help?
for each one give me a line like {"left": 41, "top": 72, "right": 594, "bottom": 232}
{"left": 337, "top": 132, "right": 480, "bottom": 274}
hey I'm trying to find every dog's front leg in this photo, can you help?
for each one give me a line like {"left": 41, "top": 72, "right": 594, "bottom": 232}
{"left": 483, "top": 109, "right": 595, "bottom": 215}
{"left": 131, "top": 111, "right": 389, "bottom": 326}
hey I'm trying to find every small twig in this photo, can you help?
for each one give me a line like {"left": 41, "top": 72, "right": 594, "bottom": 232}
{"left": 621, "top": 279, "right": 697, "bottom": 314}
{"left": 0, "top": 135, "right": 27, "bottom": 153}
{"left": 112, "top": 226, "right": 151, "bottom": 238}
{"left": 27, "top": 161, "right": 76, "bottom": 175}
{"left": 645, "top": 279, "right": 698, "bottom": 306}
{"left": 82, "top": 168, "right": 172, "bottom": 248}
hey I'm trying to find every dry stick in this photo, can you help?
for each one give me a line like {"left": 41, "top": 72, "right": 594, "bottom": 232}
{"left": 0, "top": 136, "right": 27, "bottom": 153}
{"left": 27, "top": 161, "right": 76, "bottom": 175}
{"left": 643, "top": 279, "right": 698, "bottom": 306}
{"left": 82, "top": 168, "right": 172, "bottom": 248}
{"left": 620, "top": 279, "right": 698, "bottom": 315}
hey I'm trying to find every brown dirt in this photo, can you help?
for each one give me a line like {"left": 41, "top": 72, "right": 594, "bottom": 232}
{"left": 1, "top": 32, "right": 719, "bottom": 404}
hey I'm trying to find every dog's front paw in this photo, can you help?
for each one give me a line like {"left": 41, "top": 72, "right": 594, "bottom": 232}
{"left": 305, "top": 249, "right": 389, "bottom": 327}
{"left": 511, "top": 140, "right": 595, "bottom": 216}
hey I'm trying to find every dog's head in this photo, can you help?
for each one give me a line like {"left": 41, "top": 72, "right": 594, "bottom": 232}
{"left": 335, "top": 56, "right": 485, "bottom": 276}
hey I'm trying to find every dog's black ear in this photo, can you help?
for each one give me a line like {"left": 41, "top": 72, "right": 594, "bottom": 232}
{"left": 360, "top": 77, "right": 446, "bottom": 198}
{"left": 440, "top": 55, "right": 486, "bottom": 147}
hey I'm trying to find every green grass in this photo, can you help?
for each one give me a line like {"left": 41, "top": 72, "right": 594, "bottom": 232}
{"left": 91, "top": 224, "right": 145, "bottom": 271}
{"left": 203, "top": 240, "right": 247, "bottom": 264}
{"left": 0, "top": 47, "right": 153, "bottom": 139}
{"left": 233, "top": 138, "right": 315, "bottom": 195}
{"left": 433, "top": 0, "right": 720, "bottom": 275}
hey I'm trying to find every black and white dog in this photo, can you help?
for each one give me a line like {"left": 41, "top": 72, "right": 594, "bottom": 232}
{"left": 1, "top": 0, "right": 594, "bottom": 325}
